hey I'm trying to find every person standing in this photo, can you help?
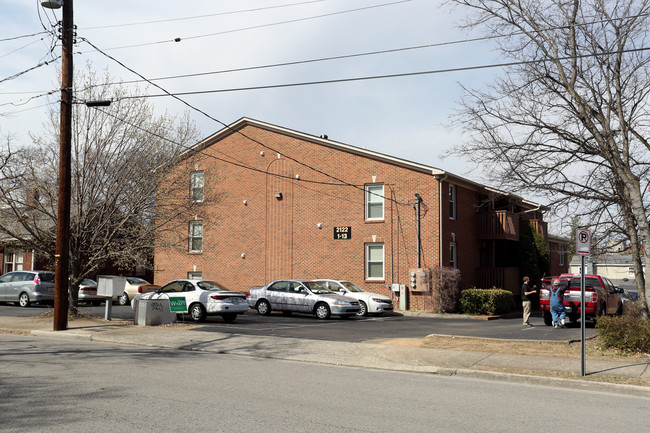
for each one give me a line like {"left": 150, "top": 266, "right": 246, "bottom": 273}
{"left": 521, "top": 276, "right": 537, "bottom": 327}
{"left": 549, "top": 279, "right": 567, "bottom": 328}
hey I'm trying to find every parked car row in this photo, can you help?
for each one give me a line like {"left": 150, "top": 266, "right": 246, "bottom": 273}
{"left": 246, "top": 279, "right": 393, "bottom": 319}
{"left": 0, "top": 270, "right": 395, "bottom": 324}
{"left": 0, "top": 270, "right": 157, "bottom": 308}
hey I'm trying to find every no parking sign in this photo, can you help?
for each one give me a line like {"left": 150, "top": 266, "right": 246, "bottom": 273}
{"left": 576, "top": 228, "right": 591, "bottom": 256}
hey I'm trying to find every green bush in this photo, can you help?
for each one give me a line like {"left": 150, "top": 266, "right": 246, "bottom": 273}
{"left": 596, "top": 309, "right": 650, "bottom": 353}
{"left": 460, "top": 287, "right": 513, "bottom": 315}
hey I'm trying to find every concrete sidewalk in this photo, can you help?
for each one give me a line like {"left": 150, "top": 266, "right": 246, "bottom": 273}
{"left": 1, "top": 314, "right": 649, "bottom": 398}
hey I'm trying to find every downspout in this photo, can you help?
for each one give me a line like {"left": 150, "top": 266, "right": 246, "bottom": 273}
{"left": 415, "top": 193, "right": 421, "bottom": 268}
{"left": 435, "top": 174, "right": 448, "bottom": 267}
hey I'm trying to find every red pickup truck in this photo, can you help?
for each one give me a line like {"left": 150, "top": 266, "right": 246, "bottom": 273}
{"left": 539, "top": 274, "right": 623, "bottom": 326}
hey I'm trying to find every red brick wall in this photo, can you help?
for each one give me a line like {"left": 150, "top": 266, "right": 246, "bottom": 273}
{"left": 155, "top": 124, "right": 442, "bottom": 297}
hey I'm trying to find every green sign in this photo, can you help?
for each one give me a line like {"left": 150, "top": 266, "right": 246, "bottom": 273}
{"left": 169, "top": 297, "right": 187, "bottom": 312}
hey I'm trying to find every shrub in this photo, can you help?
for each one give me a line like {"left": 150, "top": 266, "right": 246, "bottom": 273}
{"left": 596, "top": 311, "right": 650, "bottom": 353}
{"left": 460, "top": 287, "right": 513, "bottom": 315}
{"left": 432, "top": 267, "right": 461, "bottom": 313}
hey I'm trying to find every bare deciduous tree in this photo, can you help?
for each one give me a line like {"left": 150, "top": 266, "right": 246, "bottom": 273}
{"left": 447, "top": 0, "right": 650, "bottom": 315}
{"left": 0, "top": 64, "right": 206, "bottom": 311}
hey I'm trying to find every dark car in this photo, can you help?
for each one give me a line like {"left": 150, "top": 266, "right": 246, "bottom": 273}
{"left": 0, "top": 270, "right": 55, "bottom": 307}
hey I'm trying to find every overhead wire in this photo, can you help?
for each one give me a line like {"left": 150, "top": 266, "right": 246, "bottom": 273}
{"left": 81, "top": 0, "right": 328, "bottom": 29}
{"left": 80, "top": 36, "right": 410, "bottom": 206}
{"left": 77, "top": 0, "right": 412, "bottom": 52}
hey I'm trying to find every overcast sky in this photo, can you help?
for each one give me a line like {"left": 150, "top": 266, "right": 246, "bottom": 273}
{"left": 1, "top": 0, "right": 502, "bottom": 184}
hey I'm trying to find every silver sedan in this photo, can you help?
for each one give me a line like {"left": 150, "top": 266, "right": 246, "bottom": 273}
{"left": 246, "top": 279, "right": 360, "bottom": 319}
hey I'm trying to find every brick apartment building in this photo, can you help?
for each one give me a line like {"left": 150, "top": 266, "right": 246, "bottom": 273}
{"left": 154, "top": 118, "right": 568, "bottom": 310}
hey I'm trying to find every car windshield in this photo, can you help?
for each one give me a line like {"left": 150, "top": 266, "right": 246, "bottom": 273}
{"left": 82, "top": 279, "right": 96, "bottom": 285}
{"left": 303, "top": 281, "right": 333, "bottom": 294}
{"left": 340, "top": 281, "right": 365, "bottom": 292}
{"left": 127, "top": 277, "right": 148, "bottom": 284}
{"left": 197, "top": 280, "right": 230, "bottom": 291}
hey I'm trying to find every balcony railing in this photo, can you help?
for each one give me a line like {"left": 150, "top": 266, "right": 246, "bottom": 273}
{"left": 477, "top": 267, "right": 520, "bottom": 293}
{"left": 477, "top": 210, "right": 519, "bottom": 241}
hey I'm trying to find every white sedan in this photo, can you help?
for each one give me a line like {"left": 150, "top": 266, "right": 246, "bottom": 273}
{"left": 132, "top": 279, "right": 248, "bottom": 323}
{"left": 315, "top": 279, "right": 394, "bottom": 316}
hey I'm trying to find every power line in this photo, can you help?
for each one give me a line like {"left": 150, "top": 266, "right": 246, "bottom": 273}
{"left": 77, "top": 0, "right": 412, "bottom": 52}
{"left": 107, "top": 46, "right": 650, "bottom": 100}
{"left": 81, "top": 0, "right": 327, "bottom": 29}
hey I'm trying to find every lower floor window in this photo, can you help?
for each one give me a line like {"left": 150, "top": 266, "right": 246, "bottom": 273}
{"left": 450, "top": 242, "right": 457, "bottom": 268}
{"left": 188, "top": 272, "right": 202, "bottom": 279}
{"left": 3, "top": 251, "right": 23, "bottom": 274}
{"left": 365, "top": 243, "right": 384, "bottom": 280}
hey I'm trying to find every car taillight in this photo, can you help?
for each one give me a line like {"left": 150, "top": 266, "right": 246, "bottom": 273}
{"left": 33, "top": 275, "right": 40, "bottom": 284}
{"left": 138, "top": 287, "right": 143, "bottom": 293}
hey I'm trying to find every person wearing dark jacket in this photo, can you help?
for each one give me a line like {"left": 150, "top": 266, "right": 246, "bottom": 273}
{"left": 521, "top": 276, "right": 537, "bottom": 327}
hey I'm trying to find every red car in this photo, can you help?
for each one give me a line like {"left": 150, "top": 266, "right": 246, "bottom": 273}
{"left": 539, "top": 274, "right": 622, "bottom": 326}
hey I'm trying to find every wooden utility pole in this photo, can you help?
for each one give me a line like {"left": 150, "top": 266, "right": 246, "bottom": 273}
{"left": 52, "top": 0, "right": 74, "bottom": 331}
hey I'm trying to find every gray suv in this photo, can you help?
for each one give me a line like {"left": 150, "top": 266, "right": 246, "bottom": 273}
{"left": 247, "top": 279, "right": 360, "bottom": 319}
{"left": 0, "top": 270, "right": 55, "bottom": 307}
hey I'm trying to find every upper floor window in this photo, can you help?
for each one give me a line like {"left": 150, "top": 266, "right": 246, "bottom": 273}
{"left": 365, "top": 184, "right": 384, "bottom": 221}
{"left": 189, "top": 221, "right": 203, "bottom": 252}
{"left": 365, "top": 243, "right": 385, "bottom": 280}
{"left": 559, "top": 244, "right": 566, "bottom": 266}
{"left": 190, "top": 171, "right": 204, "bottom": 202}
{"left": 449, "top": 184, "right": 457, "bottom": 220}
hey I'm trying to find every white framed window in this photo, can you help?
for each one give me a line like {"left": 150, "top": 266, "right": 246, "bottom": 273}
{"left": 190, "top": 171, "right": 204, "bottom": 202}
{"left": 449, "top": 242, "right": 457, "bottom": 269}
{"left": 365, "top": 184, "right": 384, "bottom": 221}
{"left": 188, "top": 271, "right": 202, "bottom": 279}
{"left": 3, "top": 251, "right": 23, "bottom": 274}
{"left": 559, "top": 244, "right": 565, "bottom": 266}
{"left": 449, "top": 184, "right": 457, "bottom": 220}
{"left": 189, "top": 221, "right": 203, "bottom": 252}
{"left": 365, "top": 243, "right": 385, "bottom": 280}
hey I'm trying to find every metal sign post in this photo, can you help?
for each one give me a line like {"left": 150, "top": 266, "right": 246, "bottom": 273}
{"left": 576, "top": 228, "right": 591, "bottom": 377}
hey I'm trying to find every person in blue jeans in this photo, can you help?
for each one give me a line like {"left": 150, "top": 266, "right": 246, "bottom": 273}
{"left": 549, "top": 279, "right": 567, "bottom": 328}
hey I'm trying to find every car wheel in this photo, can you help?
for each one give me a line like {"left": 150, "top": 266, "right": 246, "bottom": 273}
{"left": 256, "top": 299, "right": 271, "bottom": 316}
{"left": 543, "top": 311, "right": 552, "bottom": 326}
{"left": 222, "top": 313, "right": 237, "bottom": 323}
{"left": 314, "top": 303, "right": 331, "bottom": 320}
{"left": 118, "top": 292, "right": 129, "bottom": 306}
{"left": 356, "top": 301, "right": 368, "bottom": 317}
{"left": 189, "top": 303, "right": 207, "bottom": 322}
{"left": 92, "top": 301, "right": 101, "bottom": 306}
{"left": 18, "top": 292, "right": 30, "bottom": 307}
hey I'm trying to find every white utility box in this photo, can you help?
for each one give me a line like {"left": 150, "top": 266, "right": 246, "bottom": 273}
{"left": 134, "top": 298, "right": 176, "bottom": 326}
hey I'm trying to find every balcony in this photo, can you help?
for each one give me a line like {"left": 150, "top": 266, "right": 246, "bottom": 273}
{"left": 477, "top": 267, "right": 520, "bottom": 293}
{"left": 478, "top": 210, "right": 519, "bottom": 241}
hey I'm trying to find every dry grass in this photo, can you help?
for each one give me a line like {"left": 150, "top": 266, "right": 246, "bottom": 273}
{"left": 382, "top": 334, "right": 650, "bottom": 362}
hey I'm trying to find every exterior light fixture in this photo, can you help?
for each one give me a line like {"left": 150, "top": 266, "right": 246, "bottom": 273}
{"left": 41, "top": 0, "right": 63, "bottom": 9}
{"left": 295, "top": 174, "right": 300, "bottom": 180}
{"left": 241, "top": 253, "right": 246, "bottom": 259}
{"left": 317, "top": 223, "right": 322, "bottom": 229}
{"left": 274, "top": 193, "right": 283, "bottom": 200}
{"left": 243, "top": 200, "right": 248, "bottom": 205}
